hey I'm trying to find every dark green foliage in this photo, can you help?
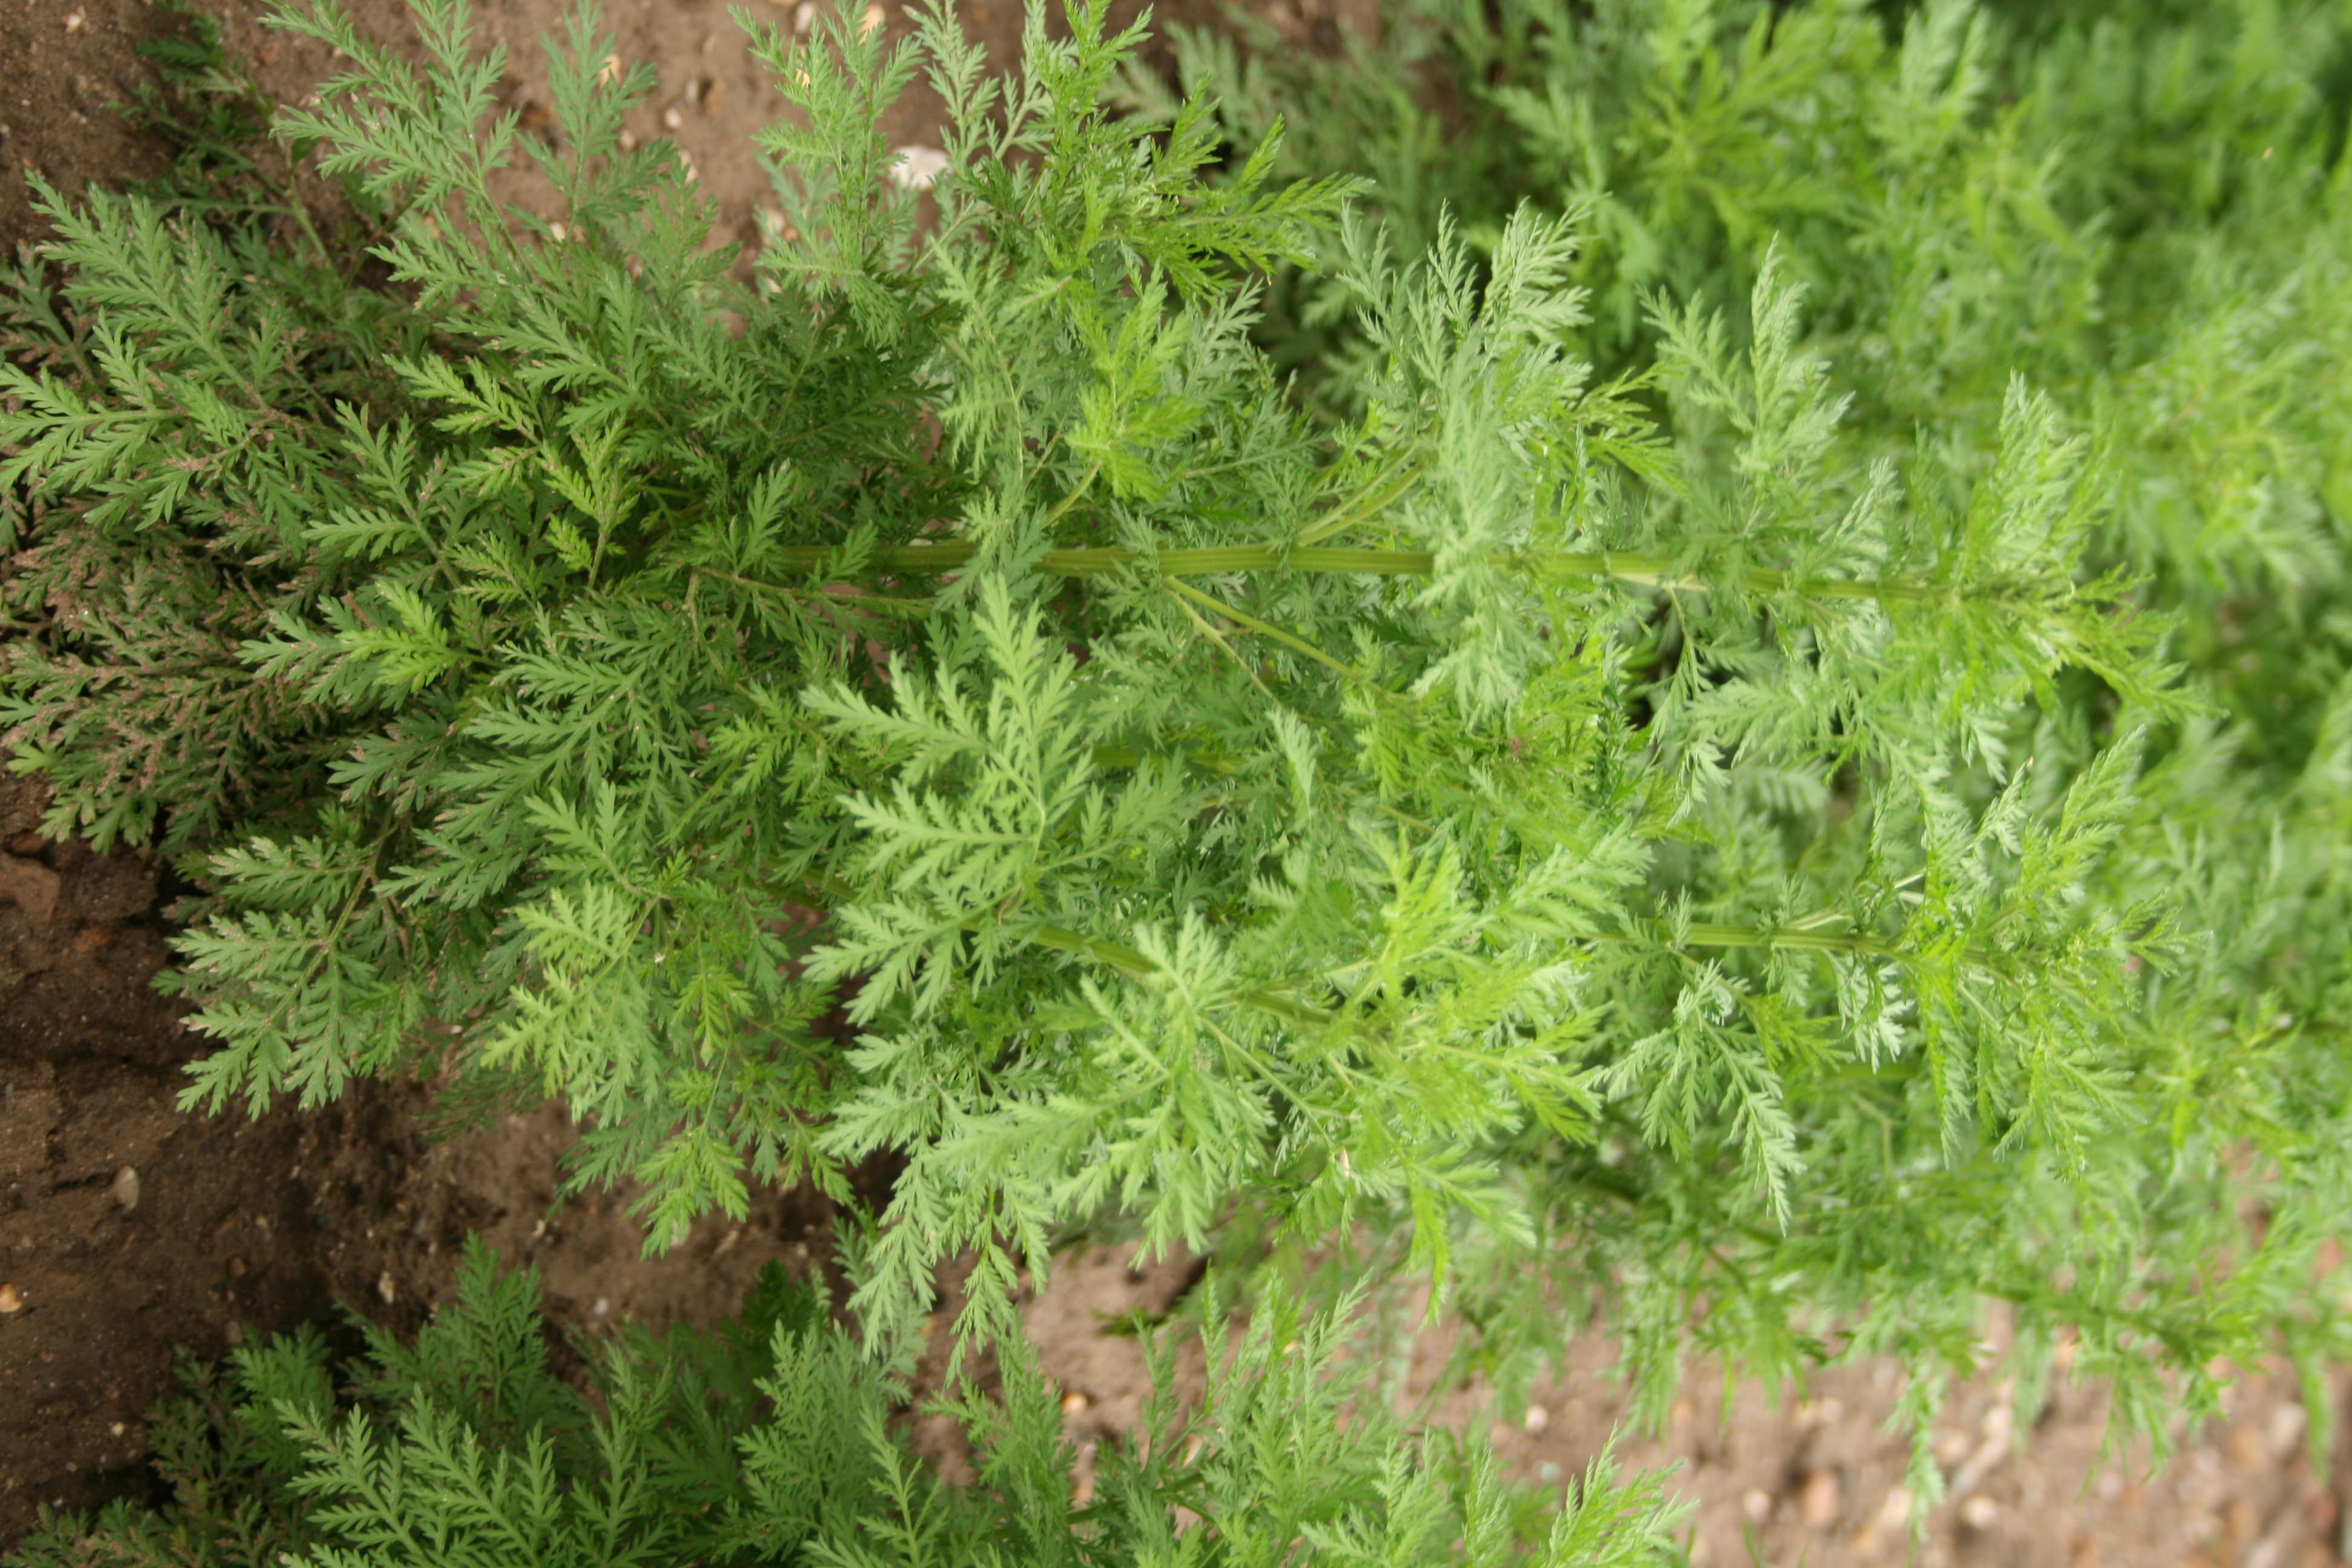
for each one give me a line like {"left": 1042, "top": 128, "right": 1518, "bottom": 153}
{"left": 5, "top": 1241, "right": 1677, "bottom": 1567}
{"left": 4, "top": 0, "right": 2350, "bottom": 1512}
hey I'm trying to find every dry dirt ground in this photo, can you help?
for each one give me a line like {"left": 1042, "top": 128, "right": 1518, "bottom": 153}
{"left": 1, "top": 1, "right": 2348, "bottom": 1563}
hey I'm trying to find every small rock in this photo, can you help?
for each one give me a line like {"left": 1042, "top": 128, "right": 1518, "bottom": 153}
{"left": 1742, "top": 1488, "right": 1774, "bottom": 1523}
{"left": 64, "top": 9, "right": 85, "bottom": 31}
{"left": 1960, "top": 1496, "right": 1999, "bottom": 1530}
{"left": 226, "top": 1256, "right": 246, "bottom": 1278}
{"left": 1877, "top": 1485, "right": 1915, "bottom": 1529}
{"left": 376, "top": 1271, "right": 396, "bottom": 1305}
{"left": 2270, "top": 1400, "right": 2308, "bottom": 1458}
{"left": 663, "top": 104, "right": 684, "bottom": 129}
{"left": 0, "top": 1282, "right": 22, "bottom": 1313}
{"left": 0, "top": 854, "right": 62, "bottom": 923}
{"left": 888, "top": 145, "right": 949, "bottom": 190}
{"left": 861, "top": 1, "right": 885, "bottom": 34}
{"left": 794, "top": 0, "right": 817, "bottom": 31}
{"left": 1537, "top": 1461, "right": 1563, "bottom": 1485}
{"left": 1060, "top": 1390, "right": 1089, "bottom": 1416}
{"left": 1522, "top": 1403, "right": 1550, "bottom": 1433}
{"left": 109, "top": 1165, "right": 140, "bottom": 1213}
{"left": 1798, "top": 1468, "right": 1841, "bottom": 1528}
{"left": 593, "top": 1296, "right": 610, "bottom": 1317}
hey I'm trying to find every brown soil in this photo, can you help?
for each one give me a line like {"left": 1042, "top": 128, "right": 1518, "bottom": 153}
{"left": 0, "top": 775, "right": 861, "bottom": 1541}
{"left": 2, "top": 2, "right": 2347, "bottom": 1564}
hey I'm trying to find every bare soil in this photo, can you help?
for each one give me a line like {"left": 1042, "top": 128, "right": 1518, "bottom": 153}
{"left": 2, "top": 2, "right": 2347, "bottom": 1564}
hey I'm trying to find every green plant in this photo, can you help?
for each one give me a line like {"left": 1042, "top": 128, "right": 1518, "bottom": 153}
{"left": 3, "top": 0, "right": 2347, "bottom": 1501}
{"left": 5, "top": 1239, "right": 1679, "bottom": 1567}
{"left": 1119, "top": 0, "right": 2352, "bottom": 1460}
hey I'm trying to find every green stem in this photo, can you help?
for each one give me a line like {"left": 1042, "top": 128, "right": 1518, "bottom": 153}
{"left": 1293, "top": 452, "right": 1429, "bottom": 547}
{"left": 778, "top": 540, "right": 1955, "bottom": 604}
{"left": 1161, "top": 574, "right": 1380, "bottom": 693}
{"left": 1589, "top": 918, "right": 2001, "bottom": 968}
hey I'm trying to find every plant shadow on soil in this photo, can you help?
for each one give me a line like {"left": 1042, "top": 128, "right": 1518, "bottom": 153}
{"left": 5, "top": 1, "right": 2352, "bottom": 1563}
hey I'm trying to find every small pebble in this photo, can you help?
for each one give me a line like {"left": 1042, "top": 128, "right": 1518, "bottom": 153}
{"left": 0, "top": 1282, "right": 22, "bottom": 1313}
{"left": 1060, "top": 1390, "right": 1089, "bottom": 1416}
{"left": 1960, "top": 1495, "right": 1999, "bottom": 1530}
{"left": 109, "top": 1166, "right": 140, "bottom": 1214}
{"left": 887, "top": 145, "right": 949, "bottom": 190}
{"left": 64, "top": 10, "right": 85, "bottom": 31}
{"left": 592, "top": 1296, "right": 610, "bottom": 1317}
{"left": 1742, "top": 1488, "right": 1773, "bottom": 1523}
{"left": 1522, "top": 1403, "right": 1549, "bottom": 1433}
{"left": 861, "top": 2, "right": 885, "bottom": 34}
{"left": 2270, "top": 1400, "right": 2308, "bottom": 1457}
{"left": 794, "top": 1, "right": 817, "bottom": 31}
{"left": 226, "top": 1256, "right": 246, "bottom": 1278}
{"left": 1537, "top": 1461, "right": 1563, "bottom": 1485}
{"left": 663, "top": 105, "right": 684, "bottom": 129}
{"left": 108, "top": 1422, "right": 123, "bottom": 1437}
{"left": 376, "top": 1272, "right": 396, "bottom": 1305}
{"left": 1797, "top": 1468, "right": 1841, "bottom": 1527}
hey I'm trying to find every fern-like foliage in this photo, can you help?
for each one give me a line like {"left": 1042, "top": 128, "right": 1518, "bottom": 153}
{"left": 4, "top": 1240, "right": 1680, "bottom": 1568}
{"left": 4, "top": 0, "right": 2345, "bottom": 1476}
{"left": 1113, "top": 0, "right": 2352, "bottom": 1468}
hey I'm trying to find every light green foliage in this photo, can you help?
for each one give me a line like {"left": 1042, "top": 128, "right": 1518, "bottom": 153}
{"left": 5, "top": 1241, "right": 1680, "bottom": 1568}
{"left": 1126, "top": 0, "right": 2352, "bottom": 1466}
{"left": 3, "top": 0, "right": 2349, "bottom": 1500}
